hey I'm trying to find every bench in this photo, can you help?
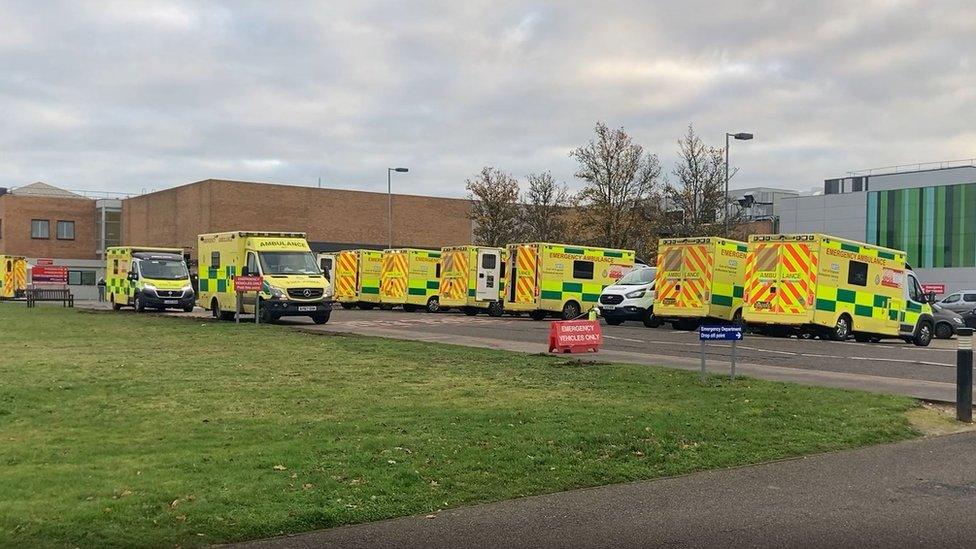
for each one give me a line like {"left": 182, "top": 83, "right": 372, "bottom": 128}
{"left": 26, "top": 288, "right": 74, "bottom": 308}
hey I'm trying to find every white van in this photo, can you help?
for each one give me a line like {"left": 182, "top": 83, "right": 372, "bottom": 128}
{"left": 597, "top": 266, "right": 659, "bottom": 327}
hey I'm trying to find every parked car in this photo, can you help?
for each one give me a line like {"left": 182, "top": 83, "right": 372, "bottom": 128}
{"left": 937, "top": 290, "right": 976, "bottom": 313}
{"left": 597, "top": 265, "right": 660, "bottom": 327}
{"left": 932, "top": 303, "right": 965, "bottom": 339}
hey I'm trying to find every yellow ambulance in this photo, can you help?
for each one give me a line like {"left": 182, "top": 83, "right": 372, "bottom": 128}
{"left": 439, "top": 246, "right": 507, "bottom": 316}
{"left": 332, "top": 249, "right": 383, "bottom": 309}
{"left": 1, "top": 255, "right": 28, "bottom": 299}
{"left": 654, "top": 237, "right": 748, "bottom": 329}
{"left": 743, "top": 233, "right": 935, "bottom": 345}
{"left": 105, "top": 247, "right": 195, "bottom": 312}
{"left": 380, "top": 248, "right": 442, "bottom": 312}
{"left": 197, "top": 231, "right": 332, "bottom": 323}
{"left": 505, "top": 242, "right": 635, "bottom": 320}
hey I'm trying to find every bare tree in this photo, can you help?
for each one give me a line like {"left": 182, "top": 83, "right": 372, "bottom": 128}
{"left": 521, "top": 171, "right": 569, "bottom": 242}
{"left": 466, "top": 166, "right": 522, "bottom": 246}
{"left": 569, "top": 122, "right": 661, "bottom": 250}
{"left": 661, "top": 124, "right": 737, "bottom": 237}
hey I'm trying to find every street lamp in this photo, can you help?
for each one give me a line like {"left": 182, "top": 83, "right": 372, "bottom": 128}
{"left": 725, "top": 132, "right": 754, "bottom": 236}
{"left": 388, "top": 167, "right": 409, "bottom": 248}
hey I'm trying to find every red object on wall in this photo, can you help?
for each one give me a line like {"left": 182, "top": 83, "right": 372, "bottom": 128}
{"left": 36, "top": 258, "right": 54, "bottom": 266}
{"left": 549, "top": 320, "right": 603, "bottom": 353}
{"left": 234, "top": 275, "right": 264, "bottom": 293}
{"left": 32, "top": 265, "right": 68, "bottom": 284}
{"left": 921, "top": 283, "right": 946, "bottom": 295}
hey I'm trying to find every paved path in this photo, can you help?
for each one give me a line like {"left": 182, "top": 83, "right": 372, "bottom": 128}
{"left": 231, "top": 431, "right": 976, "bottom": 549}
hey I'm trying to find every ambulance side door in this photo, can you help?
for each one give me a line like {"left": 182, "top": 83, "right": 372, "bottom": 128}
{"left": 901, "top": 272, "right": 925, "bottom": 334}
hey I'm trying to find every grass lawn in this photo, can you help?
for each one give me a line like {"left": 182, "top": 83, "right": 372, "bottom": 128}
{"left": 0, "top": 306, "right": 920, "bottom": 547}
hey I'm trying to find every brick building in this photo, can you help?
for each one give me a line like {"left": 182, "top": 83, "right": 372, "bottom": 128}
{"left": 0, "top": 179, "right": 475, "bottom": 299}
{"left": 121, "top": 179, "right": 475, "bottom": 254}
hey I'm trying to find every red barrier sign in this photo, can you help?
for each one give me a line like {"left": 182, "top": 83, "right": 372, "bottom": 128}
{"left": 234, "top": 275, "right": 264, "bottom": 292}
{"left": 32, "top": 265, "right": 67, "bottom": 284}
{"left": 549, "top": 320, "right": 603, "bottom": 354}
{"left": 921, "top": 283, "right": 946, "bottom": 295}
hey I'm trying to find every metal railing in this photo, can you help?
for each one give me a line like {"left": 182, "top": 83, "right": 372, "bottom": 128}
{"left": 847, "top": 158, "right": 976, "bottom": 177}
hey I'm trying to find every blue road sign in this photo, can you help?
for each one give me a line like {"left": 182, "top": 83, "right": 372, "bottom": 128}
{"left": 699, "top": 325, "right": 743, "bottom": 341}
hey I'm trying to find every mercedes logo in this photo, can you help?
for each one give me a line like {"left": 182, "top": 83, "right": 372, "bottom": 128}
{"left": 302, "top": 288, "right": 311, "bottom": 297}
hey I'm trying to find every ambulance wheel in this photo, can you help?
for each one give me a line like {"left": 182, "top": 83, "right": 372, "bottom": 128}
{"left": 561, "top": 300, "right": 581, "bottom": 320}
{"left": 340, "top": 302, "right": 357, "bottom": 310}
{"left": 311, "top": 312, "right": 331, "bottom": 324}
{"left": 183, "top": 304, "right": 194, "bottom": 313}
{"left": 913, "top": 321, "right": 933, "bottom": 347}
{"left": 605, "top": 317, "right": 624, "bottom": 326}
{"left": 134, "top": 295, "right": 146, "bottom": 313}
{"left": 529, "top": 310, "right": 548, "bottom": 321}
{"left": 426, "top": 297, "right": 440, "bottom": 313}
{"left": 462, "top": 307, "right": 479, "bottom": 316}
{"left": 212, "top": 298, "right": 235, "bottom": 321}
{"left": 828, "top": 314, "right": 852, "bottom": 341}
{"left": 487, "top": 301, "right": 504, "bottom": 317}
{"left": 359, "top": 303, "right": 375, "bottom": 310}
{"left": 110, "top": 295, "right": 122, "bottom": 311}
{"left": 731, "top": 308, "right": 744, "bottom": 327}
{"left": 642, "top": 309, "right": 662, "bottom": 328}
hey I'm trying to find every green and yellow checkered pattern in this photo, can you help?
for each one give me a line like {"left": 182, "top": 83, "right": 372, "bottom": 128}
{"left": 198, "top": 264, "right": 238, "bottom": 294}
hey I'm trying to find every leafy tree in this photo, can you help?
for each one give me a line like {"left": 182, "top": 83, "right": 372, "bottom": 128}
{"left": 466, "top": 166, "right": 522, "bottom": 246}
{"left": 521, "top": 171, "right": 569, "bottom": 242}
{"left": 661, "top": 124, "right": 738, "bottom": 237}
{"left": 569, "top": 122, "right": 661, "bottom": 250}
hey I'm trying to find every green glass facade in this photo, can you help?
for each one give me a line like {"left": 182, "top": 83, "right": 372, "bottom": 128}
{"left": 866, "top": 182, "right": 976, "bottom": 268}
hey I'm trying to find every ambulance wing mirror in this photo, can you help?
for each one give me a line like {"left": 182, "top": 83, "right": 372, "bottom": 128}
{"left": 127, "top": 271, "right": 138, "bottom": 281}
{"left": 241, "top": 266, "right": 250, "bottom": 276}
{"left": 925, "top": 291, "right": 937, "bottom": 304}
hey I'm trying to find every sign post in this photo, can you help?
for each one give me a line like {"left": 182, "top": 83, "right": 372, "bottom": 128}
{"left": 698, "top": 325, "right": 744, "bottom": 381}
{"left": 233, "top": 276, "right": 264, "bottom": 325}
{"left": 548, "top": 320, "right": 603, "bottom": 354}
{"left": 31, "top": 265, "right": 68, "bottom": 285}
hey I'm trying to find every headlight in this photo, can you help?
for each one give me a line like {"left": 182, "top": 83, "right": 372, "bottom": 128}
{"left": 143, "top": 284, "right": 157, "bottom": 293}
{"left": 268, "top": 286, "right": 286, "bottom": 299}
{"left": 324, "top": 284, "right": 333, "bottom": 298}
{"left": 954, "top": 317, "right": 964, "bottom": 324}
{"left": 625, "top": 289, "right": 646, "bottom": 299}
{"left": 181, "top": 284, "right": 194, "bottom": 294}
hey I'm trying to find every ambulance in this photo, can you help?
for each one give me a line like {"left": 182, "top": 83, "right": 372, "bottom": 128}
{"left": 379, "top": 248, "right": 441, "bottom": 312}
{"left": 505, "top": 242, "right": 635, "bottom": 320}
{"left": 743, "top": 233, "right": 935, "bottom": 346}
{"left": 332, "top": 249, "right": 383, "bottom": 309}
{"left": 105, "top": 247, "right": 195, "bottom": 312}
{"left": 654, "top": 237, "right": 748, "bottom": 329}
{"left": 197, "top": 231, "right": 332, "bottom": 323}
{"left": 0, "top": 255, "right": 28, "bottom": 299}
{"left": 439, "top": 246, "right": 507, "bottom": 316}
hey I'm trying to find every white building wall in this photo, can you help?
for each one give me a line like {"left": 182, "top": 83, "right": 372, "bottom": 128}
{"left": 776, "top": 193, "right": 867, "bottom": 242}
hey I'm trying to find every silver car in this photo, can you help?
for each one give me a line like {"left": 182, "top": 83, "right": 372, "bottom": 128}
{"left": 937, "top": 290, "right": 976, "bottom": 313}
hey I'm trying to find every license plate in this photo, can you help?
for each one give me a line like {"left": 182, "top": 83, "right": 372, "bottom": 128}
{"left": 601, "top": 305, "right": 616, "bottom": 310}
{"left": 164, "top": 300, "right": 178, "bottom": 305}
{"left": 297, "top": 306, "right": 317, "bottom": 312}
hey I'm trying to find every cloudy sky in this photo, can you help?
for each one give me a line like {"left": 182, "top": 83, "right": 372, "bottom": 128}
{"left": 1, "top": 0, "right": 973, "bottom": 198}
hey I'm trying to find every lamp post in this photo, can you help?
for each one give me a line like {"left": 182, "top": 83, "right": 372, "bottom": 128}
{"left": 725, "top": 132, "right": 754, "bottom": 236}
{"left": 388, "top": 167, "right": 409, "bottom": 248}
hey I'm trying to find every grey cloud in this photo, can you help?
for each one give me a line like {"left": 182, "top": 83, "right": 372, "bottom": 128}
{"left": 0, "top": 0, "right": 973, "bottom": 197}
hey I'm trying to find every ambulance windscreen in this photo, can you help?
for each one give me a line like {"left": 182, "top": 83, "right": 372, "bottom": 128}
{"left": 259, "top": 252, "right": 321, "bottom": 275}
{"left": 139, "top": 259, "right": 189, "bottom": 280}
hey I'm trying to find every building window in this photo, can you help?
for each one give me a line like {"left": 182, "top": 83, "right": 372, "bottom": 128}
{"left": 211, "top": 252, "right": 220, "bottom": 269}
{"left": 573, "top": 260, "right": 594, "bottom": 280}
{"left": 68, "top": 270, "right": 96, "bottom": 286}
{"left": 31, "top": 219, "right": 50, "bottom": 239}
{"left": 57, "top": 220, "right": 75, "bottom": 240}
